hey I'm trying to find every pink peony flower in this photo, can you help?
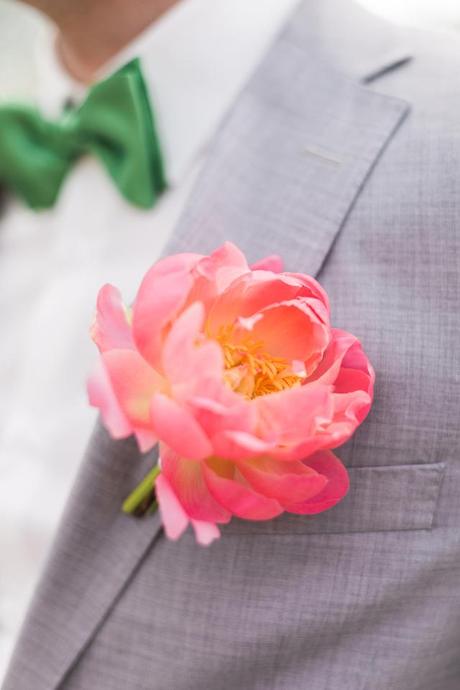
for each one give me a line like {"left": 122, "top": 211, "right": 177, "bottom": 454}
{"left": 88, "top": 242, "right": 374, "bottom": 545}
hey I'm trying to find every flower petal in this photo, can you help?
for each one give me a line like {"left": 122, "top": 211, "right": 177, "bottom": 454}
{"left": 255, "top": 383, "right": 333, "bottom": 448}
{"left": 237, "top": 299, "right": 330, "bottom": 366}
{"left": 336, "top": 338, "right": 375, "bottom": 398}
{"left": 194, "top": 241, "right": 249, "bottom": 293}
{"left": 191, "top": 520, "right": 221, "bottom": 546}
{"left": 91, "top": 284, "right": 134, "bottom": 353}
{"left": 283, "top": 272, "right": 331, "bottom": 313}
{"left": 203, "top": 458, "right": 283, "bottom": 520}
{"left": 132, "top": 252, "right": 203, "bottom": 369}
{"left": 155, "top": 473, "right": 190, "bottom": 541}
{"left": 99, "top": 349, "right": 163, "bottom": 432}
{"left": 188, "top": 384, "right": 256, "bottom": 449}
{"left": 211, "top": 430, "right": 276, "bottom": 461}
{"left": 150, "top": 394, "right": 213, "bottom": 460}
{"left": 87, "top": 359, "right": 133, "bottom": 440}
{"left": 207, "top": 271, "right": 322, "bottom": 335}
{"left": 134, "top": 430, "right": 158, "bottom": 454}
{"left": 309, "top": 333, "right": 375, "bottom": 447}
{"left": 236, "top": 456, "right": 328, "bottom": 506}
{"left": 286, "top": 450, "right": 349, "bottom": 514}
{"left": 250, "top": 255, "right": 283, "bottom": 273}
{"left": 160, "top": 445, "right": 231, "bottom": 523}
{"left": 210, "top": 383, "right": 334, "bottom": 462}
{"left": 304, "top": 329, "right": 354, "bottom": 384}
{"left": 162, "top": 302, "right": 223, "bottom": 389}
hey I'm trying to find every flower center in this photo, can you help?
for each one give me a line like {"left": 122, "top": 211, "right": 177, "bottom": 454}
{"left": 216, "top": 325, "right": 302, "bottom": 399}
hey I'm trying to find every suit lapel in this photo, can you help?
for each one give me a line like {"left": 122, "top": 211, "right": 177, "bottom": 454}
{"left": 165, "top": 29, "right": 410, "bottom": 275}
{"left": 4, "top": 3, "right": 411, "bottom": 689}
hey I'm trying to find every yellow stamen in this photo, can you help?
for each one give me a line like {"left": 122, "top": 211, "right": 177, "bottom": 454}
{"left": 215, "top": 324, "right": 302, "bottom": 398}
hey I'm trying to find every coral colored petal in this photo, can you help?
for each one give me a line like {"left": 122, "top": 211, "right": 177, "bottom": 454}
{"left": 191, "top": 520, "right": 221, "bottom": 545}
{"left": 339, "top": 339, "right": 375, "bottom": 400}
{"left": 101, "top": 349, "right": 163, "bottom": 429}
{"left": 194, "top": 241, "right": 249, "bottom": 293}
{"left": 187, "top": 379, "right": 255, "bottom": 445}
{"left": 207, "top": 271, "right": 318, "bottom": 335}
{"left": 323, "top": 390, "right": 372, "bottom": 449}
{"left": 238, "top": 299, "right": 330, "bottom": 365}
{"left": 287, "top": 450, "right": 349, "bottom": 515}
{"left": 342, "top": 338, "right": 376, "bottom": 381}
{"left": 134, "top": 429, "right": 158, "bottom": 453}
{"left": 255, "top": 383, "right": 333, "bottom": 446}
{"left": 283, "top": 272, "right": 331, "bottom": 313}
{"left": 334, "top": 367, "right": 373, "bottom": 397}
{"left": 87, "top": 359, "right": 132, "bottom": 439}
{"left": 150, "top": 394, "right": 213, "bottom": 460}
{"left": 155, "top": 473, "right": 189, "bottom": 541}
{"left": 211, "top": 430, "right": 276, "bottom": 461}
{"left": 162, "top": 303, "right": 223, "bottom": 387}
{"left": 237, "top": 457, "right": 328, "bottom": 506}
{"left": 203, "top": 459, "right": 283, "bottom": 520}
{"left": 306, "top": 328, "right": 358, "bottom": 386}
{"left": 250, "top": 255, "right": 284, "bottom": 273}
{"left": 132, "top": 252, "right": 202, "bottom": 370}
{"left": 90, "top": 284, "right": 134, "bottom": 353}
{"left": 160, "top": 446, "right": 231, "bottom": 523}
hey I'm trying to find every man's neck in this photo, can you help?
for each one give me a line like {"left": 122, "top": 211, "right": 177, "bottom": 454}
{"left": 21, "top": 0, "right": 181, "bottom": 83}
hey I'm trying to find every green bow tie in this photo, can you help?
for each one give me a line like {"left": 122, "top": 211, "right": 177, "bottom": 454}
{"left": 0, "top": 58, "right": 167, "bottom": 210}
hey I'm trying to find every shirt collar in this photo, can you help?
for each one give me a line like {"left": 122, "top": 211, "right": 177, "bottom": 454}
{"left": 35, "top": 0, "right": 299, "bottom": 186}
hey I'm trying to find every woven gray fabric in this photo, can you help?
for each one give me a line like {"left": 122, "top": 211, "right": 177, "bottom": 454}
{"left": 4, "top": 1, "right": 460, "bottom": 688}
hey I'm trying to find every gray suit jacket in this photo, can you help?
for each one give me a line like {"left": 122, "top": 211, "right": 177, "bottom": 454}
{"left": 4, "top": 1, "right": 460, "bottom": 688}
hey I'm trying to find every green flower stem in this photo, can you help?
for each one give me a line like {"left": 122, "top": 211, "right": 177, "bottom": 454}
{"left": 122, "top": 465, "right": 161, "bottom": 517}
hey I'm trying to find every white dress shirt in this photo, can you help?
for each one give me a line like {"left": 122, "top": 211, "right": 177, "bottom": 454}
{"left": 0, "top": 0, "right": 298, "bottom": 678}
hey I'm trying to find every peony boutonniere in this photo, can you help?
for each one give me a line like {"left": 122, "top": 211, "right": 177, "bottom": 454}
{"left": 88, "top": 242, "right": 374, "bottom": 545}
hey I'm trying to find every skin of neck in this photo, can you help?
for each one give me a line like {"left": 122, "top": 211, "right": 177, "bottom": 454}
{"left": 20, "top": 0, "right": 181, "bottom": 83}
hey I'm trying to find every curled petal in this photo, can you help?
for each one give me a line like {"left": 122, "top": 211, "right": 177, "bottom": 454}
{"left": 155, "top": 473, "right": 190, "bottom": 541}
{"left": 162, "top": 302, "right": 223, "bottom": 389}
{"left": 207, "top": 271, "right": 329, "bottom": 335}
{"left": 255, "top": 383, "right": 333, "bottom": 448}
{"left": 190, "top": 393, "right": 256, "bottom": 445}
{"left": 203, "top": 458, "right": 283, "bottom": 520}
{"left": 150, "top": 394, "right": 213, "bottom": 460}
{"left": 314, "top": 333, "right": 375, "bottom": 447}
{"left": 134, "top": 430, "right": 159, "bottom": 454}
{"left": 181, "top": 242, "right": 250, "bottom": 316}
{"left": 236, "top": 456, "right": 328, "bottom": 506}
{"left": 338, "top": 338, "right": 375, "bottom": 397}
{"left": 87, "top": 359, "right": 132, "bottom": 440}
{"left": 194, "top": 242, "right": 249, "bottom": 293}
{"left": 90, "top": 284, "right": 134, "bottom": 353}
{"left": 210, "top": 383, "right": 334, "bottom": 462}
{"left": 160, "top": 446, "right": 231, "bottom": 524}
{"left": 323, "top": 390, "right": 372, "bottom": 450}
{"left": 250, "top": 254, "right": 283, "bottom": 273}
{"left": 156, "top": 460, "right": 222, "bottom": 545}
{"left": 190, "top": 520, "right": 221, "bottom": 545}
{"left": 306, "top": 328, "right": 357, "bottom": 386}
{"left": 92, "top": 349, "right": 162, "bottom": 447}
{"left": 132, "top": 252, "right": 202, "bottom": 370}
{"left": 287, "top": 450, "right": 349, "bottom": 515}
{"left": 237, "top": 299, "right": 330, "bottom": 367}
{"left": 211, "top": 430, "right": 277, "bottom": 461}
{"left": 283, "top": 272, "right": 331, "bottom": 314}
